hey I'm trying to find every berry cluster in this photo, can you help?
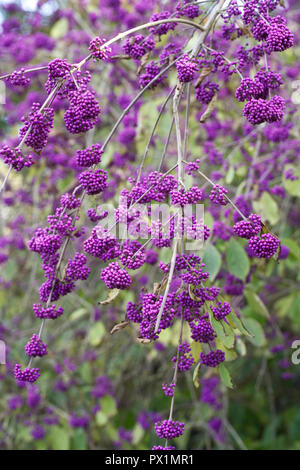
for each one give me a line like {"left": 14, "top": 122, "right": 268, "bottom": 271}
{"left": 64, "top": 89, "right": 100, "bottom": 134}
{"left": 25, "top": 334, "right": 48, "bottom": 357}
{"left": 6, "top": 68, "right": 30, "bottom": 87}
{"left": 0, "top": 145, "right": 33, "bottom": 171}
{"left": 100, "top": 262, "right": 132, "bottom": 290}
{"left": 196, "top": 81, "right": 219, "bottom": 104}
{"left": 19, "top": 103, "right": 54, "bottom": 151}
{"left": 209, "top": 184, "right": 228, "bottom": 206}
{"left": 176, "top": 54, "right": 199, "bottom": 83}
{"left": 76, "top": 144, "right": 103, "bottom": 167}
{"left": 14, "top": 364, "right": 40, "bottom": 383}
{"left": 190, "top": 316, "right": 215, "bottom": 343}
{"left": 248, "top": 233, "right": 280, "bottom": 258}
{"left": 200, "top": 350, "right": 225, "bottom": 367}
{"left": 233, "top": 213, "right": 262, "bottom": 239}
{"left": 210, "top": 301, "right": 231, "bottom": 321}
{"left": 33, "top": 303, "right": 64, "bottom": 320}
{"left": 154, "top": 419, "right": 184, "bottom": 439}
{"left": 78, "top": 169, "right": 108, "bottom": 195}
{"left": 88, "top": 37, "right": 112, "bottom": 61}
{"left": 123, "top": 35, "right": 155, "bottom": 59}
{"left": 162, "top": 383, "right": 176, "bottom": 397}
{"left": 149, "top": 11, "right": 176, "bottom": 36}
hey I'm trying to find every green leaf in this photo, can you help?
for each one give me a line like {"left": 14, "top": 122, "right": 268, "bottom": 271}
{"left": 243, "top": 318, "right": 266, "bottom": 347}
{"left": 226, "top": 238, "right": 250, "bottom": 281}
{"left": 48, "top": 426, "right": 70, "bottom": 450}
{"left": 99, "top": 288, "right": 120, "bottom": 305}
{"left": 283, "top": 165, "right": 300, "bottom": 197}
{"left": 95, "top": 411, "right": 108, "bottom": 427}
{"left": 204, "top": 211, "right": 214, "bottom": 230}
{"left": 193, "top": 363, "right": 201, "bottom": 388}
{"left": 72, "top": 428, "right": 87, "bottom": 450}
{"left": 202, "top": 243, "right": 222, "bottom": 281}
{"left": 132, "top": 424, "right": 144, "bottom": 445}
{"left": 236, "top": 338, "right": 247, "bottom": 356}
{"left": 252, "top": 191, "right": 279, "bottom": 225}
{"left": 274, "top": 295, "right": 294, "bottom": 317}
{"left": 281, "top": 238, "right": 300, "bottom": 260}
{"left": 227, "top": 311, "right": 253, "bottom": 337}
{"left": 50, "top": 18, "right": 69, "bottom": 38}
{"left": 4, "top": 260, "right": 18, "bottom": 281}
{"left": 218, "top": 363, "right": 233, "bottom": 389}
{"left": 88, "top": 322, "right": 106, "bottom": 346}
{"left": 222, "top": 321, "right": 235, "bottom": 349}
{"left": 100, "top": 395, "right": 117, "bottom": 417}
{"left": 225, "top": 165, "right": 235, "bottom": 184}
{"left": 69, "top": 308, "right": 88, "bottom": 322}
{"left": 190, "top": 341, "right": 203, "bottom": 361}
{"left": 210, "top": 316, "right": 226, "bottom": 339}
{"left": 244, "top": 289, "right": 270, "bottom": 319}
{"left": 215, "top": 338, "right": 237, "bottom": 362}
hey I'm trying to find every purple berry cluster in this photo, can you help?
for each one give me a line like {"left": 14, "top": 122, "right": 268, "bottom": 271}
{"left": 209, "top": 184, "right": 228, "bottom": 206}
{"left": 33, "top": 303, "right": 64, "bottom": 320}
{"left": 154, "top": 419, "right": 184, "bottom": 439}
{"left": 78, "top": 169, "right": 108, "bottom": 195}
{"left": 176, "top": 54, "right": 199, "bottom": 83}
{"left": 196, "top": 81, "right": 219, "bottom": 104}
{"left": 176, "top": 1, "right": 200, "bottom": 19}
{"left": 190, "top": 316, "right": 215, "bottom": 343}
{"left": 64, "top": 89, "right": 100, "bottom": 134}
{"left": 100, "top": 262, "right": 132, "bottom": 290}
{"left": 139, "top": 61, "right": 165, "bottom": 89}
{"left": 210, "top": 301, "right": 231, "bottom": 321}
{"left": 172, "top": 342, "right": 194, "bottom": 371}
{"left": 119, "top": 240, "right": 146, "bottom": 270}
{"left": 6, "top": 68, "right": 30, "bottom": 87}
{"left": 66, "top": 252, "right": 90, "bottom": 281}
{"left": 248, "top": 233, "right": 280, "bottom": 258}
{"left": 149, "top": 11, "right": 176, "bottom": 36}
{"left": 0, "top": 145, "right": 33, "bottom": 171}
{"left": 84, "top": 227, "right": 120, "bottom": 261}
{"left": 162, "top": 383, "right": 176, "bottom": 397}
{"left": 19, "top": 102, "right": 54, "bottom": 151}
{"left": 123, "top": 35, "right": 155, "bottom": 60}
{"left": 88, "top": 37, "right": 112, "bottom": 62}
{"left": 170, "top": 186, "right": 203, "bottom": 206}
{"left": 200, "top": 350, "right": 225, "bottom": 367}
{"left": 25, "top": 334, "right": 48, "bottom": 357}
{"left": 243, "top": 95, "right": 285, "bottom": 125}
{"left": 76, "top": 144, "right": 103, "bottom": 167}
{"left": 233, "top": 213, "right": 262, "bottom": 239}
{"left": 14, "top": 364, "right": 40, "bottom": 383}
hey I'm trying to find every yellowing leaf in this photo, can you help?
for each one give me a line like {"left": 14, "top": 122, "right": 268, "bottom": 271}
{"left": 190, "top": 341, "right": 203, "bottom": 361}
{"left": 244, "top": 289, "right": 270, "bottom": 319}
{"left": 218, "top": 363, "right": 233, "bottom": 389}
{"left": 50, "top": 18, "right": 68, "bottom": 39}
{"left": 99, "top": 288, "right": 120, "bottom": 305}
{"left": 88, "top": 322, "right": 106, "bottom": 346}
{"left": 253, "top": 191, "right": 279, "bottom": 225}
{"left": 193, "top": 363, "right": 201, "bottom": 388}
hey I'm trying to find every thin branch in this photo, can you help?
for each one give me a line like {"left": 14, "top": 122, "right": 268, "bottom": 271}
{"left": 137, "top": 85, "right": 176, "bottom": 182}
{"left": 154, "top": 238, "right": 179, "bottom": 334}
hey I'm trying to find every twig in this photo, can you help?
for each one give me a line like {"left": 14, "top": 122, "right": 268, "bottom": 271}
{"left": 154, "top": 238, "right": 179, "bottom": 334}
